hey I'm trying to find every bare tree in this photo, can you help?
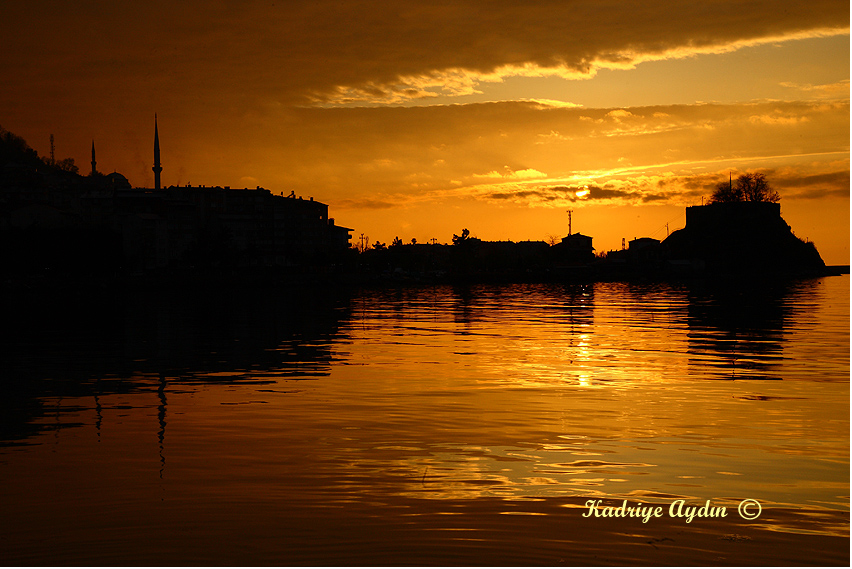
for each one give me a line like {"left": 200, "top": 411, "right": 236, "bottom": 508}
{"left": 710, "top": 173, "right": 779, "bottom": 204}
{"left": 739, "top": 173, "right": 779, "bottom": 202}
{"left": 54, "top": 157, "right": 78, "bottom": 174}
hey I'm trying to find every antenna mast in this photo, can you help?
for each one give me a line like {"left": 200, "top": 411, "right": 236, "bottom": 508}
{"left": 49, "top": 134, "right": 55, "bottom": 163}
{"left": 153, "top": 114, "right": 162, "bottom": 190}
{"left": 567, "top": 209, "right": 573, "bottom": 235}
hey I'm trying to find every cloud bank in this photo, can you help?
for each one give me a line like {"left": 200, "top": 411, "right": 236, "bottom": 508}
{"left": 235, "top": 99, "right": 847, "bottom": 208}
{"left": 2, "top": 0, "right": 848, "bottom": 109}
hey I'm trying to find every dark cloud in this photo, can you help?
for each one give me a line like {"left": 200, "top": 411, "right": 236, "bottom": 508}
{"left": 655, "top": 173, "right": 729, "bottom": 195}
{"left": 587, "top": 185, "right": 637, "bottom": 200}
{"left": 290, "top": 1, "right": 846, "bottom": 104}
{"left": 1, "top": 0, "right": 847, "bottom": 109}
{"left": 790, "top": 186, "right": 851, "bottom": 199}
{"left": 485, "top": 183, "right": 660, "bottom": 205}
{"left": 488, "top": 190, "right": 546, "bottom": 200}
{"left": 774, "top": 170, "right": 850, "bottom": 187}
{"left": 477, "top": 162, "right": 850, "bottom": 208}
{"left": 773, "top": 169, "right": 851, "bottom": 199}
{"left": 334, "top": 198, "right": 397, "bottom": 209}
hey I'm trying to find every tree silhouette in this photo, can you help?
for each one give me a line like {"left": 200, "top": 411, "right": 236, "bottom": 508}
{"left": 452, "top": 228, "right": 470, "bottom": 245}
{"left": 54, "top": 157, "right": 79, "bottom": 174}
{"left": 710, "top": 173, "right": 779, "bottom": 204}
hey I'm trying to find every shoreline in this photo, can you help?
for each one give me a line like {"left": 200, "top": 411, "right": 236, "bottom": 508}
{"left": 2, "top": 264, "right": 848, "bottom": 297}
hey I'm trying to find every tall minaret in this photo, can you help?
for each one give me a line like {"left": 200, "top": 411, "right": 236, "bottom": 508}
{"left": 91, "top": 140, "right": 97, "bottom": 175}
{"left": 153, "top": 114, "right": 162, "bottom": 190}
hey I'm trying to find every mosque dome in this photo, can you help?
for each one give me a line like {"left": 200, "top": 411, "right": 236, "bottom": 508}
{"left": 106, "top": 171, "right": 131, "bottom": 189}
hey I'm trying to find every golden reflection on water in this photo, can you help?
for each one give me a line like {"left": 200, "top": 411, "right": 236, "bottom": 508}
{"left": 313, "top": 278, "right": 849, "bottom": 509}
{"left": 0, "top": 277, "right": 848, "bottom": 564}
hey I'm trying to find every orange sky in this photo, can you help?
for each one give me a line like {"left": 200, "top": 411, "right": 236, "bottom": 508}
{"left": 1, "top": 1, "right": 849, "bottom": 262}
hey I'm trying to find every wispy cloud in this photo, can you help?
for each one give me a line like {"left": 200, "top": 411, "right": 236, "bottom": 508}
{"left": 470, "top": 165, "right": 850, "bottom": 207}
{"left": 192, "top": 97, "right": 846, "bottom": 215}
{"left": 781, "top": 79, "right": 850, "bottom": 99}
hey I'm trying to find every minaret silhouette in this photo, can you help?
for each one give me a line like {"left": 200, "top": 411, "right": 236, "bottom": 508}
{"left": 91, "top": 140, "right": 97, "bottom": 175}
{"left": 153, "top": 114, "right": 162, "bottom": 190}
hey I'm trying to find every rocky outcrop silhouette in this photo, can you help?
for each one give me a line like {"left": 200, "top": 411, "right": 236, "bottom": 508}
{"left": 661, "top": 202, "right": 825, "bottom": 275}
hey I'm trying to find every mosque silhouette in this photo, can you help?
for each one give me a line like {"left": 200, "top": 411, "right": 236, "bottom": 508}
{"left": 1, "top": 117, "right": 352, "bottom": 274}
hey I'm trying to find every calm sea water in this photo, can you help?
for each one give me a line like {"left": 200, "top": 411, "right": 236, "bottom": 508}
{"left": 1, "top": 276, "right": 848, "bottom": 565}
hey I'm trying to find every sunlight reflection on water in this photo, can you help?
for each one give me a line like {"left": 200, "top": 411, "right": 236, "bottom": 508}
{"left": 0, "top": 276, "right": 848, "bottom": 564}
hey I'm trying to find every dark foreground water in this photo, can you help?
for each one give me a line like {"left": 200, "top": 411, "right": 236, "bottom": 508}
{"left": 0, "top": 276, "right": 848, "bottom": 565}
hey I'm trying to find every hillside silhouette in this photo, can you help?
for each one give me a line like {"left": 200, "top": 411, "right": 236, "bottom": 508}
{"left": 661, "top": 202, "right": 825, "bottom": 275}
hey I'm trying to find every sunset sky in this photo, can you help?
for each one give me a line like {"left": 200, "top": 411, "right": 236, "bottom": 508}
{"left": 2, "top": 1, "right": 849, "bottom": 262}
